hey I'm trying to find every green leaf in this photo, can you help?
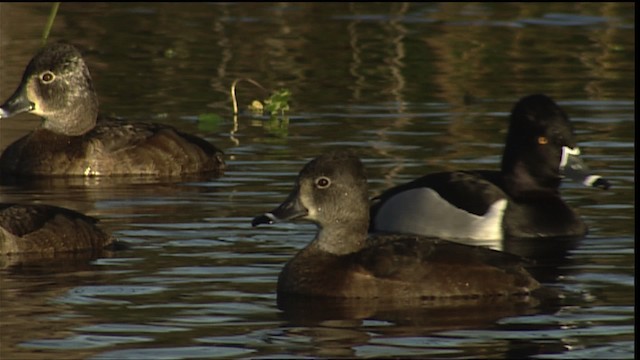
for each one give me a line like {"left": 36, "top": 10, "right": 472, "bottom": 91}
{"left": 197, "top": 113, "right": 224, "bottom": 132}
{"left": 263, "top": 89, "right": 291, "bottom": 116}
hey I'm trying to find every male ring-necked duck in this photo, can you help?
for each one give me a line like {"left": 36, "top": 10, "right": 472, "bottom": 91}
{"left": 0, "top": 41, "right": 225, "bottom": 177}
{"left": 252, "top": 150, "right": 539, "bottom": 299}
{"left": 1, "top": 203, "right": 115, "bottom": 254}
{"left": 369, "top": 94, "right": 610, "bottom": 245}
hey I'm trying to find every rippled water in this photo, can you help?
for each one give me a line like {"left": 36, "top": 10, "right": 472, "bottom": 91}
{"left": 0, "top": 3, "right": 634, "bottom": 359}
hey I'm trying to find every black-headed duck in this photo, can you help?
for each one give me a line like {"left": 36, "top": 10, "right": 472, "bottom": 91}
{"left": 252, "top": 150, "right": 540, "bottom": 299}
{"left": 369, "top": 94, "right": 610, "bottom": 245}
{"left": 0, "top": 41, "right": 224, "bottom": 177}
{"left": 1, "top": 203, "right": 115, "bottom": 254}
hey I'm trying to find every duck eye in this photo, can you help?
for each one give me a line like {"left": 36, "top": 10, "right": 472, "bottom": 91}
{"left": 40, "top": 71, "right": 55, "bottom": 84}
{"left": 315, "top": 176, "right": 331, "bottom": 189}
{"left": 537, "top": 136, "right": 548, "bottom": 145}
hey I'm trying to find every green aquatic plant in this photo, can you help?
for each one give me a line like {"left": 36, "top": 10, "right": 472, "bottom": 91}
{"left": 196, "top": 113, "right": 224, "bottom": 133}
{"left": 230, "top": 78, "right": 291, "bottom": 117}
{"left": 229, "top": 78, "right": 291, "bottom": 138}
{"left": 249, "top": 88, "right": 291, "bottom": 117}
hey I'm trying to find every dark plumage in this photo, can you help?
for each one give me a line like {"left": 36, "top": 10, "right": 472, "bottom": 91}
{"left": 0, "top": 42, "right": 224, "bottom": 177}
{"left": 370, "top": 94, "right": 610, "bottom": 242}
{"left": 252, "top": 150, "right": 540, "bottom": 299}
{"left": 1, "top": 203, "right": 115, "bottom": 254}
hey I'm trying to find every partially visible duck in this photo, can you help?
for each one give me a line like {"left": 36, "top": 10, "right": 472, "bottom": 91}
{"left": 252, "top": 150, "right": 540, "bottom": 299}
{"left": 369, "top": 94, "right": 610, "bottom": 246}
{"left": 0, "top": 41, "right": 224, "bottom": 177}
{"left": 1, "top": 203, "right": 115, "bottom": 254}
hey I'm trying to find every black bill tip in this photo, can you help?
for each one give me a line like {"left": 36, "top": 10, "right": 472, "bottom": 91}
{"left": 252, "top": 214, "right": 276, "bottom": 227}
{"left": 591, "top": 177, "right": 611, "bottom": 190}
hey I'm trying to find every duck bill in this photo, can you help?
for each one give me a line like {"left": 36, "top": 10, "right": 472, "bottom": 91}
{"left": 560, "top": 146, "right": 610, "bottom": 190}
{"left": 0, "top": 85, "right": 34, "bottom": 119}
{"left": 252, "top": 187, "right": 309, "bottom": 227}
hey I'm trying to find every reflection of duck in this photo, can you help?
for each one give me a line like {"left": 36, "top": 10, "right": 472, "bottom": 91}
{"left": 369, "top": 94, "right": 610, "bottom": 247}
{"left": 1, "top": 203, "right": 115, "bottom": 255}
{"left": 0, "top": 42, "right": 225, "bottom": 177}
{"left": 252, "top": 150, "right": 540, "bottom": 299}
{"left": 278, "top": 293, "right": 539, "bottom": 325}
{"left": 276, "top": 291, "right": 557, "bottom": 359}
{"left": 502, "top": 235, "right": 581, "bottom": 285}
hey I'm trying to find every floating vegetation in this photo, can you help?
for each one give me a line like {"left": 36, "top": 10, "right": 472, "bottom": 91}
{"left": 229, "top": 78, "right": 292, "bottom": 139}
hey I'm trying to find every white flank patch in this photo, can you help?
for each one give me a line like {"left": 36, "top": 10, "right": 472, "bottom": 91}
{"left": 372, "top": 188, "right": 507, "bottom": 248}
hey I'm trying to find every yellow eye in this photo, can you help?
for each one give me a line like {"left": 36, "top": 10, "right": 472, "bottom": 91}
{"left": 41, "top": 71, "right": 55, "bottom": 83}
{"left": 538, "top": 136, "right": 548, "bottom": 145}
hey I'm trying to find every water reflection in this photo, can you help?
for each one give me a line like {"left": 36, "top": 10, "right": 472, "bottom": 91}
{"left": 0, "top": 247, "right": 118, "bottom": 270}
{"left": 0, "top": 2, "right": 634, "bottom": 359}
{"left": 273, "top": 293, "right": 564, "bottom": 359}
{"left": 0, "top": 259, "right": 124, "bottom": 359}
{"left": 277, "top": 294, "right": 542, "bottom": 327}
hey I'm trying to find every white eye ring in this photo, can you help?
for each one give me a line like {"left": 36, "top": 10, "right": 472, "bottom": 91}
{"left": 40, "top": 71, "right": 55, "bottom": 84}
{"left": 315, "top": 176, "right": 331, "bottom": 189}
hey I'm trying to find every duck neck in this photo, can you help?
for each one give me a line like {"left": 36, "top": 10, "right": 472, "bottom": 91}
{"left": 311, "top": 220, "right": 368, "bottom": 256}
{"left": 43, "top": 109, "right": 97, "bottom": 136}
{"left": 502, "top": 159, "right": 561, "bottom": 197}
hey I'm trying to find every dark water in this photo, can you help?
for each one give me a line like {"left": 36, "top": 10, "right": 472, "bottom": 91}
{"left": 0, "top": 3, "right": 634, "bottom": 359}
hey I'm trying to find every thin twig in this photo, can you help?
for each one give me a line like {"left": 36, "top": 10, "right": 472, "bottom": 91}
{"left": 230, "top": 78, "right": 266, "bottom": 114}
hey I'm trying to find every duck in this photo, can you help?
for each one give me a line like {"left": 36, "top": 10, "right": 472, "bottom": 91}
{"left": 0, "top": 41, "right": 225, "bottom": 177}
{"left": 369, "top": 94, "right": 611, "bottom": 245}
{"left": 252, "top": 150, "right": 540, "bottom": 299}
{"left": 1, "top": 202, "right": 115, "bottom": 254}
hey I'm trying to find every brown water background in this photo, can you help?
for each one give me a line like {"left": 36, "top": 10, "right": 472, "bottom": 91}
{"left": 0, "top": 3, "right": 634, "bottom": 359}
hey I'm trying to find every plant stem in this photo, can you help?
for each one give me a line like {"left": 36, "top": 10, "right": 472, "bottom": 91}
{"left": 230, "top": 78, "right": 266, "bottom": 114}
{"left": 42, "top": 2, "right": 61, "bottom": 46}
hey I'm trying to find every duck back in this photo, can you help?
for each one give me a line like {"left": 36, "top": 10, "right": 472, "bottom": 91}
{"left": 1, "top": 203, "right": 115, "bottom": 254}
{"left": 0, "top": 121, "right": 224, "bottom": 177}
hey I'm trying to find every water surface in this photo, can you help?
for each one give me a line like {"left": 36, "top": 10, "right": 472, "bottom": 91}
{"left": 0, "top": 3, "right": 634, "bottom": 359}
